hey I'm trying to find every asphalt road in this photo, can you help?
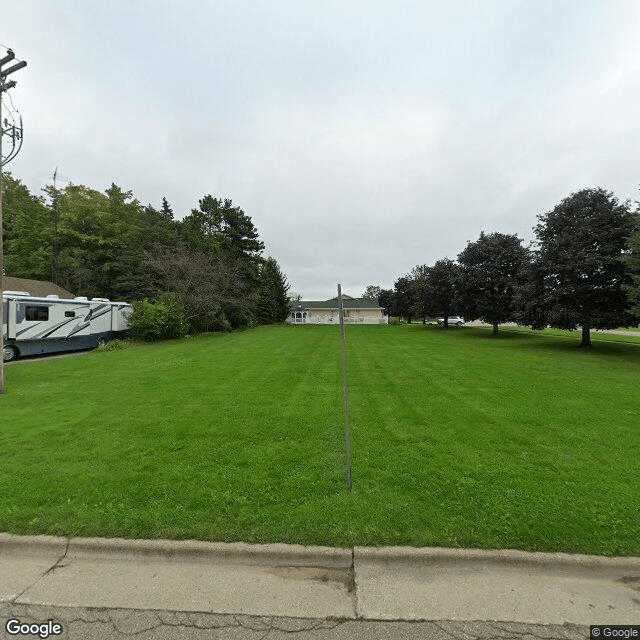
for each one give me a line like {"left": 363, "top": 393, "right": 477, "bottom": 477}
{"left": 0, "top": 603, "right": 590, "bottom": 640}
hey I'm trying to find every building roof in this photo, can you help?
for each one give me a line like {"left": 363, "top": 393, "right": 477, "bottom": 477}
{"left": 291, "top": 296, "right": 382, "bottom": 310}
{"left": 2, "top": 276, "right": 75, "bottom": 299}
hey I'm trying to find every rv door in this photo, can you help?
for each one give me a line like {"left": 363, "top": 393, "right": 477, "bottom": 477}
{"left": 7, "top": 299, "right": 17, "bottom": 339}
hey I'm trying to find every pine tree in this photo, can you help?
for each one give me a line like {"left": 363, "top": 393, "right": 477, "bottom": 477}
{"left": 257, "top": 257, "right": 291, "bottom": 324}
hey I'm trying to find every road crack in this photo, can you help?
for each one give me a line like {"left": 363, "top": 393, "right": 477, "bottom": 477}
{"left": 12, "top": 537, "right": 70, "bottom": 605}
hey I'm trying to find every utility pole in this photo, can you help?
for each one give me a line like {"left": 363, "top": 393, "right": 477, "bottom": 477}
{"left": 0, "top": 47, "right": 27, "bottom": 393}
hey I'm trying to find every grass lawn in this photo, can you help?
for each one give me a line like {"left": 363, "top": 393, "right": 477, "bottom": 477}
{"left": 1, "top": 324, "right": 639, "bottom": 555}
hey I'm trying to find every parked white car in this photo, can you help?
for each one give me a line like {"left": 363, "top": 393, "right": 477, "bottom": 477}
{"left": 437, "top": 316, "right": 465, "bottom": 326}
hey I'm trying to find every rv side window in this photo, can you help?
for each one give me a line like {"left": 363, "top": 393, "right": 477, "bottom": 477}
{"left": 65, "top": 311, "right": 75, "bottom": 318}
{"left": 25, "top": 306, "right": 49, "bottom": 321}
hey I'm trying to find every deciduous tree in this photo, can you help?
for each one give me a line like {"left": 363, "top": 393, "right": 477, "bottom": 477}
{"left": 377, "top": 288, "right": 396, "bottom": 317}
{"left": 457, "top": 232, "right": 530, "bottom": 335}
{"left": 426, "top": 258, "right": 458, "bottom": 328}
{"left": 393, "top": 276, "right": 415, "bottom": 323}
{"left": 410, "top": 265, "right": 431, "bottom": 323}
{"left": 624, "top": 209, "right": 640, "bottom": 318}
{"left": 362, "top": 285, "right": 381, "bottom": 300}
{"left": 2, "top": 174, "right": 52, "bottom": 280}
{"left": 144, "top": 246, "right": 258, "bottom": 333}
{"left": 522, "top": 188, "right": 635, "bottom": 346}
{"left": 3, "top": 173, "right": 290, "bottom": 336}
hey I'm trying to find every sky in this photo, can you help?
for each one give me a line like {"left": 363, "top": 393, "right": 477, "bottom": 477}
{"left": 3, "top": 1, "right": 640, "bottom": 300}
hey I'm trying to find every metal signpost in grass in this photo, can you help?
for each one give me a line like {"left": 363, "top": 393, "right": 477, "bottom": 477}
{"left": 337, "top": 284, "right": 353, "bottom": 491}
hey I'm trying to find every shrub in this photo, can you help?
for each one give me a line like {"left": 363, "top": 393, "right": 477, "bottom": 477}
{"left": 128, "top": 295, "right": 189, "bottom": 341}
{"left": 98, "top": 339, "right": 129, "bottom": 351}
{"left": 228, "top": 308, "right": 257, "bottom": 330}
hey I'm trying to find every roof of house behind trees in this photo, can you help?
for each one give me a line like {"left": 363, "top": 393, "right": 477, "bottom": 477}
{"left": 291, "top": 296, "right": 382, "bottom": 310}
{"left": 2, "top": 277, "right": 75, "bottom": 299}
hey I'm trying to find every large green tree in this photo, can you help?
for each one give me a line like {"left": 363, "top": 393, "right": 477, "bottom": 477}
{"left": 457, "top": 232, "right": 530, "bottom": 335}
{"left": 393, "top": 276, "right": 415, "bottom": 323}
{"left": 377, "top": 288, "right": 396, "bottom": 317}
{"left": 362, "top": 285, "right": 381, "bottom": 300}
{"left": 51, "top": 183, "right": 144, "bottom": 298}
{"left": 3, "top": 173, "right": 290, "bottom": 334}
{"left": 410, "top": 264, "right": 431, "bottom": 323}
{"left": 181, "top": 196, "right": 264, "bottom": 258}
{"left": 425, "top": 258, "right": 458, "bottom": 327}
{"left": 521, "top": 188, "right": 635, "bottom": 346}
{"left": 50, "top": 184, "right": 109, "bottom": 295}
{"left": 143, "top": 246, "right": 258, "bottom": 333}
{"left": 99, "top": 184, "right": 145, "bottom": 299}
{"left": 119, "top": 198, "right": 180, "bottom": 300}
{"left": 256, "top": 257, "right": 291, "bottom": 324}
{"left": 2, "top": 174, "right": 53, "bottom": 280}
{"left": 624, "top": 209, "right": 640, "bottom": 318}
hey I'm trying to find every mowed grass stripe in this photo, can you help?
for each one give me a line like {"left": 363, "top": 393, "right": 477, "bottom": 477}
{"left": 1, "top": 327, "right": 347, "bottom": 542}
{"left": 1, "top": 324, "right": 638, "bottom": 554}
{"left": 344, "top": 325, "right": 639, "bottom": 553}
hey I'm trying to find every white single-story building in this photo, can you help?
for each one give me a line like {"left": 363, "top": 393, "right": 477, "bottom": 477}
{"left": 288, "top": 295, "right": 388, "bottom": 325}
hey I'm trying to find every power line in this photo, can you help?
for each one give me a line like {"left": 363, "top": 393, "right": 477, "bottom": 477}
{"left": 3, "top": 85, "right": 20, "bottom": 115}
{"left": 0, "top": 48, "right": 26, "bottom": 166}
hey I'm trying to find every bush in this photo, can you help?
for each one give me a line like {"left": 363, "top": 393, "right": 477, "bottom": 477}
{"left": 227, "top": 308, "right": 257, "bottom": 330}
{"left": 97, "top": 338, "right": 129, "bottom": 351}
{"left": 128, "top": 295, "right": 189, "bottom": 341}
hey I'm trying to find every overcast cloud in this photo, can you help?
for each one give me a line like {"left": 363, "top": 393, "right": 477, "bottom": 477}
{"left": 3, "top": 1, "right": 640, "bottom": 299}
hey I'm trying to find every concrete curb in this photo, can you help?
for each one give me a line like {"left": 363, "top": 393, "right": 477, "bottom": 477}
{"left": 1, "top": 533, "right": 639, "bottom": 573}
{"left": 354, "top": 545, "right": 640, "bottom": 574}
{"left": 66, "top": 537, "right": 352, "bottom": 567}
{"left": 0, "top": 533, "right": 68, "bottom": 556}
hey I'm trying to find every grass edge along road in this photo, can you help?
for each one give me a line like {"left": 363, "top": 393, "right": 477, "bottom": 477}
{"left": 1, "top": 324, "right": 638, "bottom": 556}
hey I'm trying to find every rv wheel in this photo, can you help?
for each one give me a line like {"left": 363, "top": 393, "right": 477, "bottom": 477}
{"left": 2, "top": 345, "right": 19, "bottom": 362}
{"left": 97, "top": 337, "right": 108, "bottom": 347}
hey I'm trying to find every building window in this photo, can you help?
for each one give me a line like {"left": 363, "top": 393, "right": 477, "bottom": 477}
{"left": 25, "top": 306, "right": 49, "bottom": 321}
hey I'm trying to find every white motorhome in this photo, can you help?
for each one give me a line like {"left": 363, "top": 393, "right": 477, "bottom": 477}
{"left": 2, "top": 291, "right": 132, "bottom": 362}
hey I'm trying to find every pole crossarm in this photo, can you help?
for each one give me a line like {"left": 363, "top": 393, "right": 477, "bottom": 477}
{"left": 0, "top": 50, "right": 27, "bottom": 92}
{"left": 0, "top": 49, "right": 15, "bottom": 68}
{"left": 0, "top": 49, "right": 27, "bottom": 82}
{"left": 0, "top": 60, "right": 27, "bottom": 79}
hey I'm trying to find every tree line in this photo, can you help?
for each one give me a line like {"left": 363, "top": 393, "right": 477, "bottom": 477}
{"left": 2, "top": 174, "right": 291, "bottom": 335}
{"left": 370, "top": 187, "right": 640, "bottom": 347}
